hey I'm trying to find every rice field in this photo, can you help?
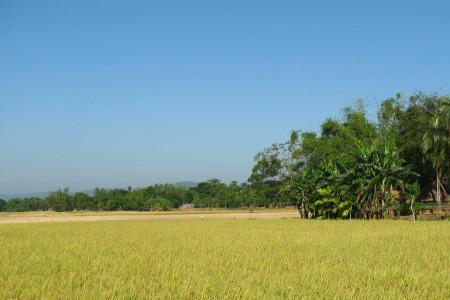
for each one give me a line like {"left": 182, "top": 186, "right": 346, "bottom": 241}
{"left": 1, "top": 219, "right": 449, "bottom": 299}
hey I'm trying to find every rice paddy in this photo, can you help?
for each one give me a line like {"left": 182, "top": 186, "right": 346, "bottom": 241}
{"left": 1, "top": 218, "right": 449, "bottom": 299}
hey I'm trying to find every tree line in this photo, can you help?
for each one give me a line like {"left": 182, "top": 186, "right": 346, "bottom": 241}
{"left": 250, "top": 93, "right": 449, "bottom": 219}
{"left": 1, "top": 92, "right": 448, "bottom": 218}
{"left": 0, "top": 180, "right": 292, "bottom": 212}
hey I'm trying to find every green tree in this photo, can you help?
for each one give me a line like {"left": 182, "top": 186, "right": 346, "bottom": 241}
{"left": 5, "top": 198, "right": 26, "bottom": 212}
{"left": 281, "top": 168, "right": 319, "bottom": 218}
{"left": 93, "top": 188, "right": 109, "bottom": 210}
{"left": 125, "top": 188, "right": 147, "bottom": 210}
{"left": 73, "top": 192, "right": 95, "bottom": 210}
{"left": 0, "top": 199, "right": 7, "bottom": 211}
{"left": 144, "top": 196, "right": 172, "bottom": 211}
{"left": 301, "top": 102, "right": 376, "bottom": 168}
{"left": 423, "top": 97, "right": 450, "bottom": 205}
{"left": 105, "top": 189, "right": 128, "bottom": 210}
{"left": 47, "top": 188, "right": 72, "bottom": 212}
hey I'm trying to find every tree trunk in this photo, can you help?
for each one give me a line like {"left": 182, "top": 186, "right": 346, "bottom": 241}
{"left": 436, "top": 171, "right": 441, "bottom": 207}
{"left": 410, "top": 199, "right": 416, "bottom": 222}
{"left": 303, "top": 203, "right": 308, "bottom": 219}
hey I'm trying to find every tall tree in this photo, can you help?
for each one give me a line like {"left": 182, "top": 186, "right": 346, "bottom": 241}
{"left": 47, "top": 188, "right": 72, "bottom": 212}
{"left": 0, "top": 199, "right": 6, "bottom": 211}
{"left": 73, "top": 192, "right": 94, "bottom": 210}
{"left": 423, "top": 97, "right": 450, "bottom": 205}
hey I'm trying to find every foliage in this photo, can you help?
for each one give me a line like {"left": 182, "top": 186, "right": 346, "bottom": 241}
{"left": 0, "top": 198, "right": 7, "bottom": 211}
{"left": 145, "top": 196, "right": 172, "bottom": 211}
{"left": 47, "top": 188, "right": 72, "bottom": 212}
{"left": 423, "top": 97, "right": 450, "bottom": 204}
{"left": 73, "top": 192, "right": 95, "bottom": 211}
{"left": 251, "top": 93, "right": 448, "bottom": 219}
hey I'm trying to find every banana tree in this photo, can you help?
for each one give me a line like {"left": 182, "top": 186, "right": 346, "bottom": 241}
{"left": 349, "top": 143, "right": 416, "bottom": 219}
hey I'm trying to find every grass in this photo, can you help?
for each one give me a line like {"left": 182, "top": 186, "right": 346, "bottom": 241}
{"left": 1, "top": 219, "right": 449, "bottom": 299}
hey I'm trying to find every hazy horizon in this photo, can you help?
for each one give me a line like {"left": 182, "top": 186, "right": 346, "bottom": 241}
{"left": 2, "top": 1, "right": 450, "bottom": 194}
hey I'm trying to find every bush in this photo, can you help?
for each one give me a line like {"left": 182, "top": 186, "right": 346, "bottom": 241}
{"left": 145, "top": 196, "right": 172, "bottom": 211}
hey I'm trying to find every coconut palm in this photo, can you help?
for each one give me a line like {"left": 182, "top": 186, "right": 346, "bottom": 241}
{"left": 423, "top": 98, "right": 450, "bottom": 205}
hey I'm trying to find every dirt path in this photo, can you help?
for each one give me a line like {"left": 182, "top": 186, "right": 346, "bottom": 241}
{"left": 0, "top": 211, "right": 299, "bottom": 224}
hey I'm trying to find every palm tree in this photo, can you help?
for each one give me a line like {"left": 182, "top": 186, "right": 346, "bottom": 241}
{"left": 423, "top": 98, "right": 450, "bottom": 206}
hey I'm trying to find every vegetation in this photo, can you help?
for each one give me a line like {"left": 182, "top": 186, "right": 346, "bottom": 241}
{"left": 0, "top": 219, "right": 449, "bottom": 299}
{"left": 423, "top": 98, "right": 450, "bottom": 206}
{"left": 0, "top": 182, "right": 264, "bottom": 212}
{"left": 251, "top": 93, "right": 449, "bottom": 219}
{"left": 0, "top": 199, "right": 6, "bottom": 212}
{"left": 1, "top": 93, "right": 449, "bottom": 219}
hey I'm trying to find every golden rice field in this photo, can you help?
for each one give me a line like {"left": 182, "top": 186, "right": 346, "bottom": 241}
{"left": 1, "top": 219, "right": 449, "bottom": 299}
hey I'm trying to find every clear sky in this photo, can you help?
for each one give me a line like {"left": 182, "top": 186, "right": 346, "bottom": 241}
{"left": 1, "top": 0, "right": 450, "bottom": 194}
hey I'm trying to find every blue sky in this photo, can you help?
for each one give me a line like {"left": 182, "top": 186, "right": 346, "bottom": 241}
{"left": 1, "top": 0, "right": 450, "bottom": 194}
